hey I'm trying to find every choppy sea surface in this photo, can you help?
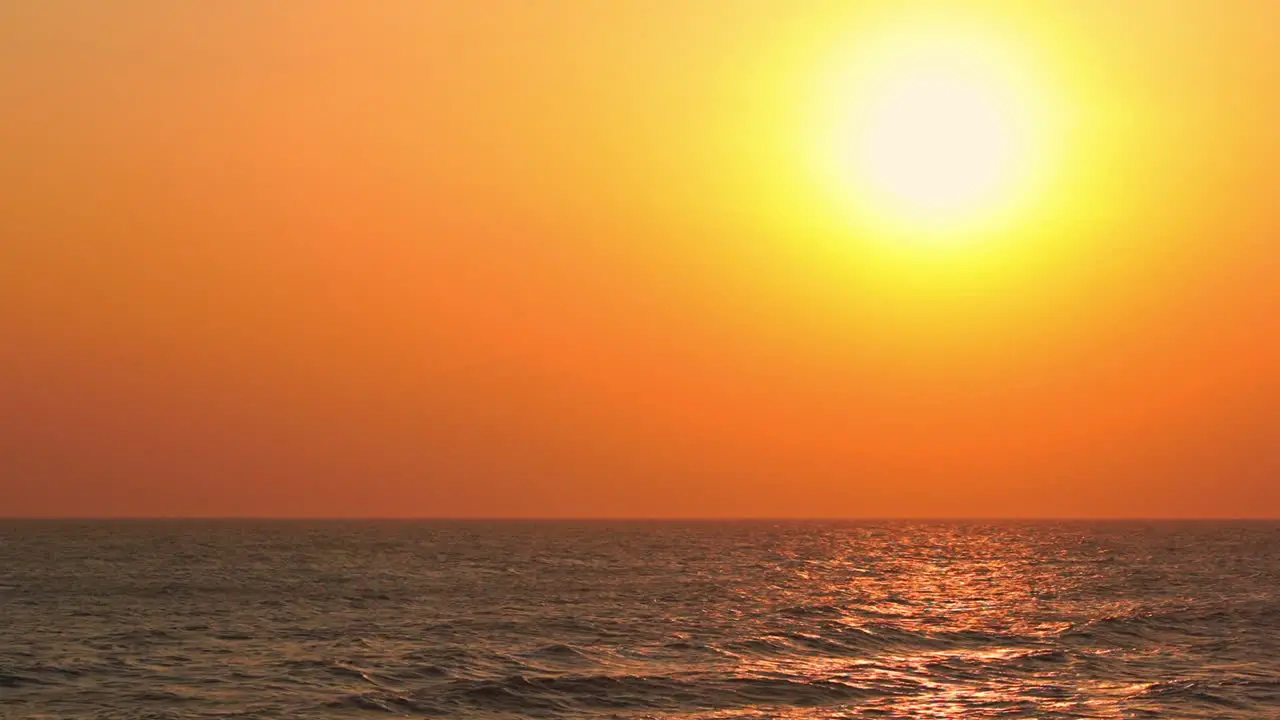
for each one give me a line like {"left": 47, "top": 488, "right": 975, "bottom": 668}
{"left": 2, "top": 521, "right": 1279, "bottom": 719}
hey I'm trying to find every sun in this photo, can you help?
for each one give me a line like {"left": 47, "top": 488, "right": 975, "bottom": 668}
{"left": 816, "top": 22, "right": 1056, "bottom": 242}
{"left": 858, "top": 69, "right": 1016, "bottom": 219}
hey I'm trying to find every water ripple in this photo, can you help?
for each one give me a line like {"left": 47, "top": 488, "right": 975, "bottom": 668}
{"left": 2, "top": 519, "right": 1279, "bottom": 719}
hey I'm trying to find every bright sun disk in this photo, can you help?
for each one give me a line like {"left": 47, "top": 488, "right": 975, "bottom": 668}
{"left": 860, "top": 71, "right": 1014, "bottom": 216}
{"left": 818, "top": 24, "right": 1052, "bottom": 242}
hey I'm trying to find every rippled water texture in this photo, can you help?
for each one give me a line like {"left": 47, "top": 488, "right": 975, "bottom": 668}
{"left": 3, "top": 521, "right": 1279, "bottom": 718}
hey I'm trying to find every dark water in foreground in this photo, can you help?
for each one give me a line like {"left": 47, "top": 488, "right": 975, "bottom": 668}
{"left": 2, "top": 521, "right": 1279, "bottom": 719}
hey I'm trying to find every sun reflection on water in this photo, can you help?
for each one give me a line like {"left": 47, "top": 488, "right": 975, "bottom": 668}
{"left": 650, "top": 522, "right": 1200, "bottom": 718}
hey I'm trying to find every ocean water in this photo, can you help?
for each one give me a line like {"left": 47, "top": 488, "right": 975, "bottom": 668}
{"left": 2, "top": 521, "right": 1279, "bottom": 719}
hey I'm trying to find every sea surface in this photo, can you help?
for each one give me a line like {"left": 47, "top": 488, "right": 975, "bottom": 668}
{"left": 2, "top": 520, "right": 1279, "bottom": 719}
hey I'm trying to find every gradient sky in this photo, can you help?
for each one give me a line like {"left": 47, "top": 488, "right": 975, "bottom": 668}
{"left": 3, "top": 1, "right": 1278, "bottom": 517}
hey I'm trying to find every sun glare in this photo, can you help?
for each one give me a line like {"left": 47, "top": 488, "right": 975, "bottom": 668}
{"left": 859, "top": 70, "right": 1015, "bottom": 218}
{"left": 816, "top": 22, "right": 1057, "bottom": 243}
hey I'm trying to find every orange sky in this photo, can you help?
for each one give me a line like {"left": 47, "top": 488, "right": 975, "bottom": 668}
{"left": 2, "top": 1, "right": 1278, "bottom": 517}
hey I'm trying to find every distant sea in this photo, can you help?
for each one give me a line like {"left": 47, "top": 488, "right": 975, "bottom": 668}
{"left": 3, "top": 520, "right": 1279, "bottom": 719}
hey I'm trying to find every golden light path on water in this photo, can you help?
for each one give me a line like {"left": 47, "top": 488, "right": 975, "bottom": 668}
{"left": 654, "top": 524, "right": 1212, "bottom": 719}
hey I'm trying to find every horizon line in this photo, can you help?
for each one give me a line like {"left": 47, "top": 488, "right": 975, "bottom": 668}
{"left": 3, "top": 516, "right": 1280, "bottom": 522}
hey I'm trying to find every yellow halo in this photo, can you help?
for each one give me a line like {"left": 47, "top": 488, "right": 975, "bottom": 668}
{"left": 816, "top": 22, "right": 1057, "bottom": 243}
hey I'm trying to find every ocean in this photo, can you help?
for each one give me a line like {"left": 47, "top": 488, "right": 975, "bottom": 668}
{"left": 2, "top": 520, "right": 1278, "bottom": 719}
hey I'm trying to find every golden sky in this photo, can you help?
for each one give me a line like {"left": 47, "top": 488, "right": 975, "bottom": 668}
{"left": 2, "top": 1, "right": 1278, "bottom": 517}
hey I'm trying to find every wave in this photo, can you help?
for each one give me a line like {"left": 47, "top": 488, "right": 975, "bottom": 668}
{"left": 1131, "top": 680, "right": 1251, "bottom": 710}
{"left": 429, "top": 673, "right": 871, "bottom": 715}
{"left": 1061, "top": 598, "right": 1280, "bottom": 646}
{"left": 720, "top": 623, "right": 1029, "bottom": 663}
{"left": 327, "top": 690, "right": 422, "bottom": 714}
{"left": 0, "top": 670, "right": 48, "bottom": 688}
{"left": 521, "top": 643, "right": 597, "bottom": 663}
